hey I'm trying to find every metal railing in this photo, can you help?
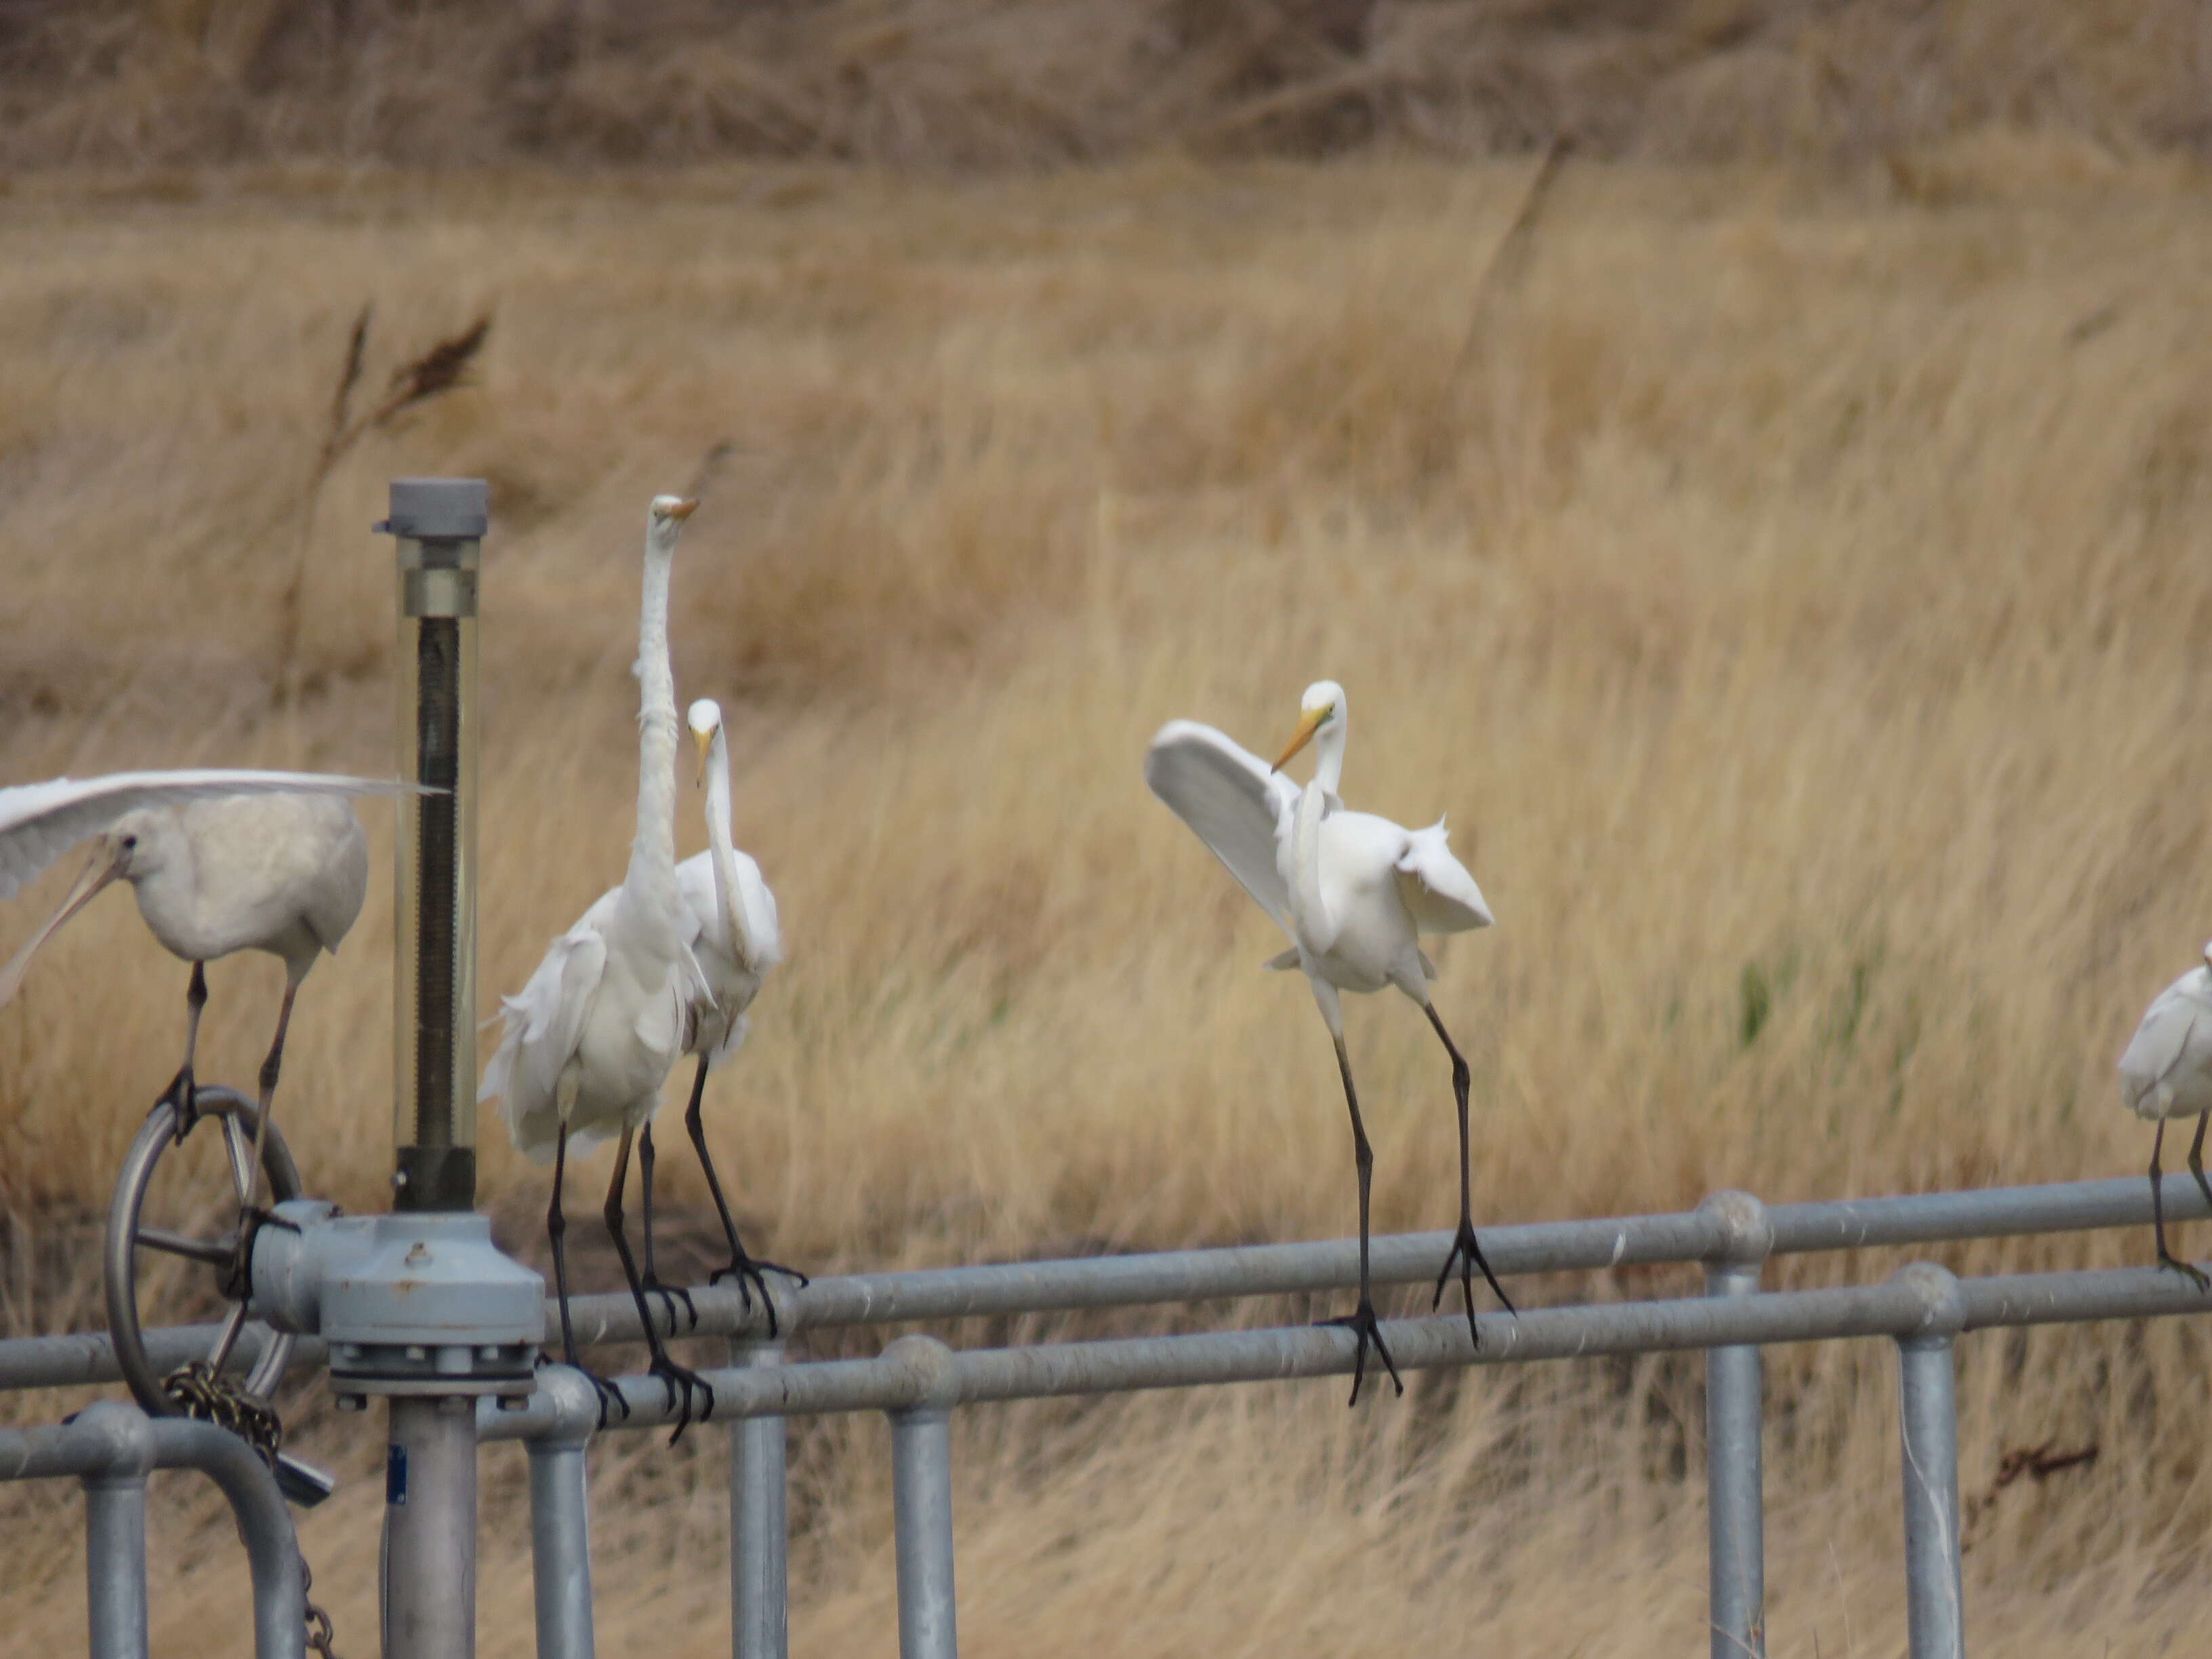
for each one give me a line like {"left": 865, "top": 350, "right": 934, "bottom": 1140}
{"left": 5, "top": 1174, "right": 2208, "bottom": 1659}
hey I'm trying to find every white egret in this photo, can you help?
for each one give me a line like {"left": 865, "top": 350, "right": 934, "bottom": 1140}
{"left": 634, "top": 697, "right": 801, "bottom": 1335}
{"left": 1145, "top": 680, "right": 1511, "bottom": 1403}
{"left": 0, "top": 769, "right": 411, "bottom": 1211}
{"left": 2118, "top": 940, "right": 2212, "bottom": 1290}
{"left": 480, "top": 494, "right": 715, "bottom": 1431}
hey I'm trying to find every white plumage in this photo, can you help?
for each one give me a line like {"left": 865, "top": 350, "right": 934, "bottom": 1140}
{"left": 1145, "top": 680, "right": 1509, "bottom": 1404}
{"left": 478, "top": 494, "right": 717, "bottom": 1429}
{"left": 0, "top": 769, "right": 411, "bottom": 1189}
{"left": 2118, "top": 941, "right": 2212, "bottom": 1288}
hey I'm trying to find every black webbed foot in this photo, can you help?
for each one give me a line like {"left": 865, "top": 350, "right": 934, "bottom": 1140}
{"left": 709, "top": 1252, "right": 808, "bottom": 1337}
{"left": 649, "top": 1353, "right": 716, "bottom": 1444}
{"left": 1432, "top": 1216, "right": 1515, "bottom": 1345}
{"left": 1317, "top": 1299, "right": 1404, "bottom": 1406}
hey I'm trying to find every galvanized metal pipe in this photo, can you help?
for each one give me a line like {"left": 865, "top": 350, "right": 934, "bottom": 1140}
{"left": 1700, "top": 1194, "right": 1770, "bottom": 1659}
{"left": 384, "top": 1396, "right": 479, "bottom": 1659}
{"left": 729, "top": 1339, "right": 790, "bottom": 1659}
{"left": 0, "top": 1406, "right": 305, "bottom": 1659}
{"left": 13, "top": 1176, "right": 2212, "bottom": 1393}
{"left": 482, "top": 1256, "right": 2212, "bottom": 1437}
{"left": 886, "top": 1339, "right": 960, "bottom": 1659}
{"left": 83, "top": 1469, "right": 150, "bottom": 1659}
{"left": 524, "top": 1369, "right": 600, "bottom": 1659}
{"left": 1892, "top": 1266, "right": 1968, "bottom": 1659}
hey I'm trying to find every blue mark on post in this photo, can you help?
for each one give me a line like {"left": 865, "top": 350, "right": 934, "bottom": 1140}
{"left": 387, "top": 1443, "right": 408, "bottom": 1507}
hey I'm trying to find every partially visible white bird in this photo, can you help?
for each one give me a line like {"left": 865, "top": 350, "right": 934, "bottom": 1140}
{"left": 634, "top": 697, "right": 800, "bottom": 1335}
{"left": 2118, "top": 940, "right": 2212, "bottom": 1290}
{"left": 0, "top": 769, "right": 412, "bottom": 1195}
{"left": 480, "top": 493, "right": 714, "bottom": 1431}
{"left": 1145, "top": 680, "right": 1510, "bottom": 1403}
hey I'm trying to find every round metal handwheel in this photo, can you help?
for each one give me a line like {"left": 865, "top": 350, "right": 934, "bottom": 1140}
{"left": 104, "top": 1086, "right": 303, "bottom": 1419}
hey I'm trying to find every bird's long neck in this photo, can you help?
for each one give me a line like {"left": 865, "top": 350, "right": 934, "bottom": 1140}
{"left": 624, "top": 542, "right": 680, "bottom": 920}
{"left": 1313, "top": 717, "right": 1346, "bottom": 797}
{"left": 703, "top": 727, "right": 756, "bottom": 965}
{"left": 1292, "top": 777, "right": 1336, "bottom": 951}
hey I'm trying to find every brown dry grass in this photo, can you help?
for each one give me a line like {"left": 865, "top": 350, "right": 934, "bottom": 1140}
{"left": 6, "top": 1, "right": 2212, "bottom": 170}
{"left": 5, "top": 144, "right": 2212, "bottom": 1652}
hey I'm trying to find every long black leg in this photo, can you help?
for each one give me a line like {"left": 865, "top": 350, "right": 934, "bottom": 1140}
{"left": 1315, "top": 1034, "right": 1401, "bottom": 1406}
{"left": 605, "top": 1126, "right": 715, "bottom": 1443}
{"left": 163, "top": 962, "right": 208, "bottom": 1142}
{"left": 636, "top": 1124, "right": 697, "bottom": 1333}
{"left": 549, "top": 1130, "right": 628, "bottom": 1425}
{"left": 2151, "top": 1119, "right": 2209, "bottom": 1290}
{"left": 243, "top": 980, "right": 298, "bottom": 1210}
{"left": 685, "top": 1056, "right": 806, "bottom": 1336}
{"left": 1422, "top": 1002, "right": 1515, "bottom": 1341}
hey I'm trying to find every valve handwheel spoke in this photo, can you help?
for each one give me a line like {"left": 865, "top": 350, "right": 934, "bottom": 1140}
{"left": 105, "top": 1085, "right": 304, "bottom": 1447}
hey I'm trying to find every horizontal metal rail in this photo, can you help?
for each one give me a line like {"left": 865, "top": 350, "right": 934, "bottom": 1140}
{"left": 4, "top": 1174, "right": 2202, "bottom": 1394}
{"left": 0, "top": 1400, "right": 306, "bottom": 1659}
{"left": 477, "top": 1254, "right": 2209, "bottom": 1435}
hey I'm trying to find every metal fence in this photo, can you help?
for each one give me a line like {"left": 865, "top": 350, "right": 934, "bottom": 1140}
{"left": 4, "top": 1173, "right": 2207, "bottom": 1659}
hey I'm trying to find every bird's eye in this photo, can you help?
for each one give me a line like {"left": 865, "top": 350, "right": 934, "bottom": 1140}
{"left": 121, "top": 834, "right": 138, "bottom": 851}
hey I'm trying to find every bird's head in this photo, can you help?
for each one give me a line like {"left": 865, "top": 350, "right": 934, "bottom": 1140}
{"left": 0, "top": 810, "right": 166, "bottom": 1009}
{"left": 647, "top": 494, "right": 699, "bottom": 551}
{"left": 2201, "top": 939, "right": 2211, "bottom": 974}
{"left": 1273, "top": 680, "right": 1347, "bottom": 773}
{"left": 688, "top": 697, "right": 724, "bottom": 788}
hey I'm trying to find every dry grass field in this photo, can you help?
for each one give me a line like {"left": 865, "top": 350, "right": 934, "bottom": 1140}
{"left": 4, "top": 136, "right": 2212, "bottom": 1654}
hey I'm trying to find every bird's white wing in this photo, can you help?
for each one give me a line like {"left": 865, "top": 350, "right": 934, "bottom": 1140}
{"left": 481, "top": 918, "right": 609, "bottom": 1145}
{"left": 731, "top": 851, "right": 783, "bottom": 975}
{"left": 1143, "top": 720, "right": 1300, "bottom": 934}
{"left": 1394, "top": 817, "right": 1494, "bottom": 935}
{"left": 2119, "top": 975, "right": 2209, "bottom": 1117}
{"left": 0, "top": 769, "right": 419, "bottom": 900}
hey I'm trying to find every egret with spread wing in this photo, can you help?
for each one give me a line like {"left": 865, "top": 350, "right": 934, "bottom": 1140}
{"left": 480, "top": 495, "right": 715, "bottom": 1433}
{"left": 634, "top": 697, "right": 800, "bottom": 1335}
{"left": 2118, "top": 940, "right": 2212, "bottom": 1290}
{"left": 1145, "top": 680, "right": 1510, "bottom": 1403}
{"left": 1, "top": 768, "right": 412, "bottom": 1206}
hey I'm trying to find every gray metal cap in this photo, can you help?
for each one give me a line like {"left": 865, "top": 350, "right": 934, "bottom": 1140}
{"left": 377, "top": 476, "right": 489, "bottom": 540}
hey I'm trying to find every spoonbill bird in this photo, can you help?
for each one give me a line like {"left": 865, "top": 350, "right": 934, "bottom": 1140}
{"left": 0, "top": 769, "right": 410, "bottom": 1197}
{"left": 481, "top": 494, "right": 714, "bottom": 1433}
{"left": 2118, "top": 940, "right": 2212, "bottom": 1290}
{"left": 1144, "top": 680, "right": 1511, "bottom": 1404}
{"left": 635, "top": 697, "right": 801, "bottom": 1336}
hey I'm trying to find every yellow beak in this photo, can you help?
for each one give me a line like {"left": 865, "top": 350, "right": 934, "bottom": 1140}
{"left": 667, "top": 497, "right": 699, "bottom": 523}
{"left": 693, "top": 726, "right": 714, "bottom": 789}
{"left": 1272, "top": 708, "right": 1328, "bottom": 774}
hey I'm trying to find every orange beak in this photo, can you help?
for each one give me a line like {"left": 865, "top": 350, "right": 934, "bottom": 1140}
{"left": 1272, "top": 708, "right": 1328, "bottom": 774}
{"left": 666, "top": 497, "right": 699, "bottom": 523}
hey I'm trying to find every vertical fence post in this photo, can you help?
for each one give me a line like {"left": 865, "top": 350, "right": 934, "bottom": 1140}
{"left": 882, "top": 1335, "right": 960, "bottom": 1659}
{"left": 1698, "top": 1191, "right": 1771, "bottom": 1659}
{"left": 83, "top": 1470, "right": 150, "bottom": 1659}
{"left": 1891, "top": 1263, "right": 1967, "bottom": 1659}
{"left": 384, "top": 1395, "right": 480, "bottom": 1659}
{"left": 729, "top": 1338, "right": 789, "bottom": 1659}
{"left": 526, "top": 1368, "right": 599, "bottom": 1659}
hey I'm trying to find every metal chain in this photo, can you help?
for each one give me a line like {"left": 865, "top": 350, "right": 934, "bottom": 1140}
{"left": 161, "top": 1361, "right": 345, "bottom": 1659}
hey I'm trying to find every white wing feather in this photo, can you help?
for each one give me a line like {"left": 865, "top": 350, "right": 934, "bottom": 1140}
{"left": 1143, "top": 720, "right": 1300, "bottom": 935}
{"left": 2119, "top": 970, "right": 2212, "bottom": 1120}
{"left": 483, "top": 918, "right": 609, "bottom": 1165}
{"left": 1393, "top": 817, "right": 1494, "bottom": 935}
{"left": 0, "top": 769, "right": 418, "bottom": 901}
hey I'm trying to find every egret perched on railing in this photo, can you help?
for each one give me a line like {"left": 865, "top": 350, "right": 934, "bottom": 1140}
{"left": 634, "top": 697, "right": 800, "bottom": 1341}
{"left": 0, "top": 769, "right": 412, "bottom": 1200}
{"left": 480, "top": 494, "right": 717, "bottom": 1432}
{"left": 1145, "top": 680, "right": 1511, "bottom": 1403}
{"left": 2118, "top": 939, "right": 2212, "bottom": 1290}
